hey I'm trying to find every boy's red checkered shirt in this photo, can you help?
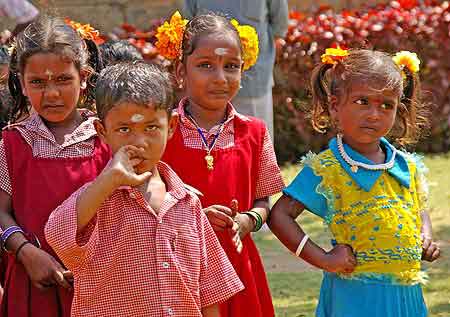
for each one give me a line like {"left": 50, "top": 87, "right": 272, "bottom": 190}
{"left": 45, "top": 162, "right": 244, "bottom": 317}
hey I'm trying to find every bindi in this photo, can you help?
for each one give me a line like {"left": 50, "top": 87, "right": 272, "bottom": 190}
{"left": 130, "top": 114, "right": 144, "bottom": 123}
{"left": 214, "top": 48, "right": 228, "bottom": 56}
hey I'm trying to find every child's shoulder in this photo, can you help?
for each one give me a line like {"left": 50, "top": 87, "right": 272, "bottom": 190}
{"left": 300, "top": 148, "right": 339, "bottom": 170}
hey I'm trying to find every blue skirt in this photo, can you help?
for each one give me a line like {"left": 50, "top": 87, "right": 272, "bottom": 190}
{"left": 316, "top": 272, "right": 427, "bottom": 317}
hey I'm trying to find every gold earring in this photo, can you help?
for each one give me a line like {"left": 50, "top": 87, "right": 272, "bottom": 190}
{"left": 178, "top": 79, "right": 184, "bottom": 89}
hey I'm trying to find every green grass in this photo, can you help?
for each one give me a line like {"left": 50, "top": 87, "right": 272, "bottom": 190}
{"left": 255, "top": 154, "right": 450, "bottom": 317}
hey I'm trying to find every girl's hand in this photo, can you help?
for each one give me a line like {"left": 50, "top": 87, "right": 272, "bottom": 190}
{"left": 107, "top": 145, "right": 152, "bottom": 188}
{"left": 203, "top": 205, "right": 235, "bottom": 232}
{"left": 17, "top": 244, "right": 73, "bottom": 290}
{"left": 323, "top": 244, "right": 357, "bottom": 274}
{"left": 422, "top": 236, "right": 440, "bottom": 262}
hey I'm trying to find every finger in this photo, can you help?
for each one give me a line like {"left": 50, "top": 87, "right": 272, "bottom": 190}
{"left": 211, "top": 225, "right": 225, "bottom": 232}
{"left": 129, "top": 158, "right": 144, "bottom": 167}
{"left": 422, "top": 238, "right": 431, "bottom": 250}
{"left": 63, "top": 270, "right": 74, "bottom": 283}
{"left": 210, "top": 205, "right": 234, "bottom": 216}
{"left": 431, "top": 248, "right": 440, "bottom": 261}
{"left": 134, "top": 172, "right": 153, "bottom": 184}
{"left": 209, "top": 216, "right": 231, "bottom": 230}
{"left": 53, "top": 270, "right": 71, "bottom": 289}
{"left": 209, "top": 211, "right": 234, "bottom": 227}
{"left": 230, "top": 199, "right": 239, "bottom": 217}
{"left": 425, "top": 244, "right": 437, "bottom": 260}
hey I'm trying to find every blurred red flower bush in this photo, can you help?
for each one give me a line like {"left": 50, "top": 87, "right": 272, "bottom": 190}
{"left": 273, "top": 1, "right": 450, "bottom": 162}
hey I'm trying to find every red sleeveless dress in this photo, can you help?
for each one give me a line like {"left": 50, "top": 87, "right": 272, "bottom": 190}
{"left": 1, "top": 129, "right": 110, "bottom": 317}
{"left": 162, "top": 116, "right": 275, "bottom": 317}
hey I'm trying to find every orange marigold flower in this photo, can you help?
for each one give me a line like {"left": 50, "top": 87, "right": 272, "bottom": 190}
{"left": 155, "top": 11, "right": 188, "bottom": 60}
{"left": 231, "top": 19, "right": 259, "bottom": 71}
{"left": 321, "top": 47, "right": 349, "bottom": 65}
{"left": 65, "top": 18, "right": 100, "bottom": 42}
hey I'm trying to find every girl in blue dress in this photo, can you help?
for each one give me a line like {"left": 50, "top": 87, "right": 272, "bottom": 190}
{"left": 269, "top": 48, "right": 440, "bottom": 317}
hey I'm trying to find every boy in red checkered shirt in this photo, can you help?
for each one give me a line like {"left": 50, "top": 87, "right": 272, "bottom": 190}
{"left": 45, "top": 62, "right": 244, "bottom": 317}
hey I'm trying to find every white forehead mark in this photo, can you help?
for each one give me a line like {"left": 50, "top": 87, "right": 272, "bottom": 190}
{"left": 45, "top": 69, "right": 53, "bottom": 80}
{"left": 214, "top": 48, "right": 228, "bottom": 56}
{"left": 130, "top": 114, "right": 144, "bottom": 123}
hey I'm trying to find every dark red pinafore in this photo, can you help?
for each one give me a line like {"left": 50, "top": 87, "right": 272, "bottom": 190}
{"left": 163, "top": 116, "right": 275, "bottom": 317}
{"left": 1, "top": 129, "right": 110, "bottom": 317}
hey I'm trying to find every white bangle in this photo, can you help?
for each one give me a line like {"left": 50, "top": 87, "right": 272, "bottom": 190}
{"left": 295, "top": 234, "right": 309, "bottom": 257}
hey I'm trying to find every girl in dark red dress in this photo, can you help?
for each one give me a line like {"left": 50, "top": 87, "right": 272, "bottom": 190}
{"left": 159, "top": 12, "right": 285, "bottom": 317}
{"left": 0, "top": 16, "right": 110, "bottom": 317}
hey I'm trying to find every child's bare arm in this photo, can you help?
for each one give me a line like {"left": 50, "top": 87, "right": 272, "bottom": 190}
{"left": 269, "top": 194, "right": 356, "bottom": 273}
{"left": 77, "top": 145, "right": 151, "bottom": 232}
{"left": 420, "top": 210, "right": 440, "bottom": 262}
{"left": 201, "top": 303, "right": 220, "bottom": 317}
{"left": 0, "top": 190, "right": 71, "bottom": 289}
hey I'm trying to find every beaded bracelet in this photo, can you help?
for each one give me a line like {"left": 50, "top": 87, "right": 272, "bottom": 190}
{"left": 1, "top": 226, "right": 25, "bottom": 252}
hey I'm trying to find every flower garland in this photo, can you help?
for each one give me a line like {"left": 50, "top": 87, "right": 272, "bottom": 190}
{"left": 155, "top": 11, "right": 259, "bottom": 71}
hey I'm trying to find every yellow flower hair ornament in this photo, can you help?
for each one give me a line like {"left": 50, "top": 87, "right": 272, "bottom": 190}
{"left": 155, "top": 11, "right": 188, "bottom": 60}
{"left": 230, "top": 19, "right": 259, "bottom": 71}
{"left": 392, "top": 51, "right": 420, "bottom": 74}
{"left": 65, "top": 18, "right": 101, "bottom": 42}
{"left": 321, "top": 47, "right": 349, "bottom": 65}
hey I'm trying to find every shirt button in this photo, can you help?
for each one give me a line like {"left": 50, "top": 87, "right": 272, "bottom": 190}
{"left": 158, "top": 218, "right": 163, "bottom": 224}
{"left": 167, "top": 308, "right": 174, "bottom": 315}
{"left": 162, "top": 262, "right": 170, "bottom": 269}
{"left": 129, "top": 192, "right": 137, "bottom": 199}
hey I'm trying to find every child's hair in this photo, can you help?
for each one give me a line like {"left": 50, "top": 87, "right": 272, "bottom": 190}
{"left": 95, "top": 61, "right": 174, "bottom": 121}
{"left": 100, "top": 40, "right": 143, "bottom": 67}
{"left": 180, "top": 12, "right": 242, "bottom": 62}
{"left": 311, "top": 49, "right": 429, "bottom": 145}
{"left": 7, "top": 15, "right": 102, "bottom": 123}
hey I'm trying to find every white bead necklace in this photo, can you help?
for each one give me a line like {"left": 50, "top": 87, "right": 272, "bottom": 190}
{"left": 336, "top": 134, "right": 397, "bottom": 173}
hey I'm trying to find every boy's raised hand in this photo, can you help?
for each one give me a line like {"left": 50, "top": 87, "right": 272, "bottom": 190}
{"left": 107, "top": 145, "right": 152, "bottom": 188}
{"left": 323, "top": 244, "right": 357, "bottom": 274}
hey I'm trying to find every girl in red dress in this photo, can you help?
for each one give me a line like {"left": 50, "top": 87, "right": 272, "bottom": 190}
{"left": 160, "top": 12, "right": 285, "bottom": 317}
{"left": 0, "top": 16, "right": 110, "bottom": 317}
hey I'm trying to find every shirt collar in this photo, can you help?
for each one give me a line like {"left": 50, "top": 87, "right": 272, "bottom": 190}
{"left": 175, "top": 97, "right": 248, "bottom": 133}
{"left": 329, "top": 137, "right": 411, "bottom": 191}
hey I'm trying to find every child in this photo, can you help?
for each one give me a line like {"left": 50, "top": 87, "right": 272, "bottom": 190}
{"left": 159, "top": 12, "right": 285, "bottom": 317}
{"left": 99, "top": 39, "right": 143, "bottom": 66}
{"left": 0, "top": 16, "right": 110, "bottom": 317}
{"left": 45, "top": 61, "right": 244, "bottom": 317}
{"left": 269, "top": 48, "right": 440, "bottom": 317}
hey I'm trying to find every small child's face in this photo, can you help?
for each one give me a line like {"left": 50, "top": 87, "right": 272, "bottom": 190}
{"left": 19, "top": 52, "right": 85, "bottom": 124}
{"left": 95, "top": 103, "right": 178, "bottom": 174}
{"left": 178, "top": 33, "right": 242, "bottom": 111}
{"left": 331, "top": 81, "right": 400, "bottom": 144}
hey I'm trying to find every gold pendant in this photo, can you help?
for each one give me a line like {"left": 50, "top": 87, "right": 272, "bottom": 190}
{"left": 205, "top": 154, "right": 214, "bottom": 171}
{"left": 351, "top": 165, "right": 358, "bottom": 173}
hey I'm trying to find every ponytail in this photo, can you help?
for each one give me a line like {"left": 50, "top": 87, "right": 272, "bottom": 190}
{"left": 82, "top": 39, "right": 103, "bottom": 109}
{"left": 8, "top": 47, "right": 29, "bottom": 123}
{"left": 311, "top": 63, "right": 333, "bottom": 133}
